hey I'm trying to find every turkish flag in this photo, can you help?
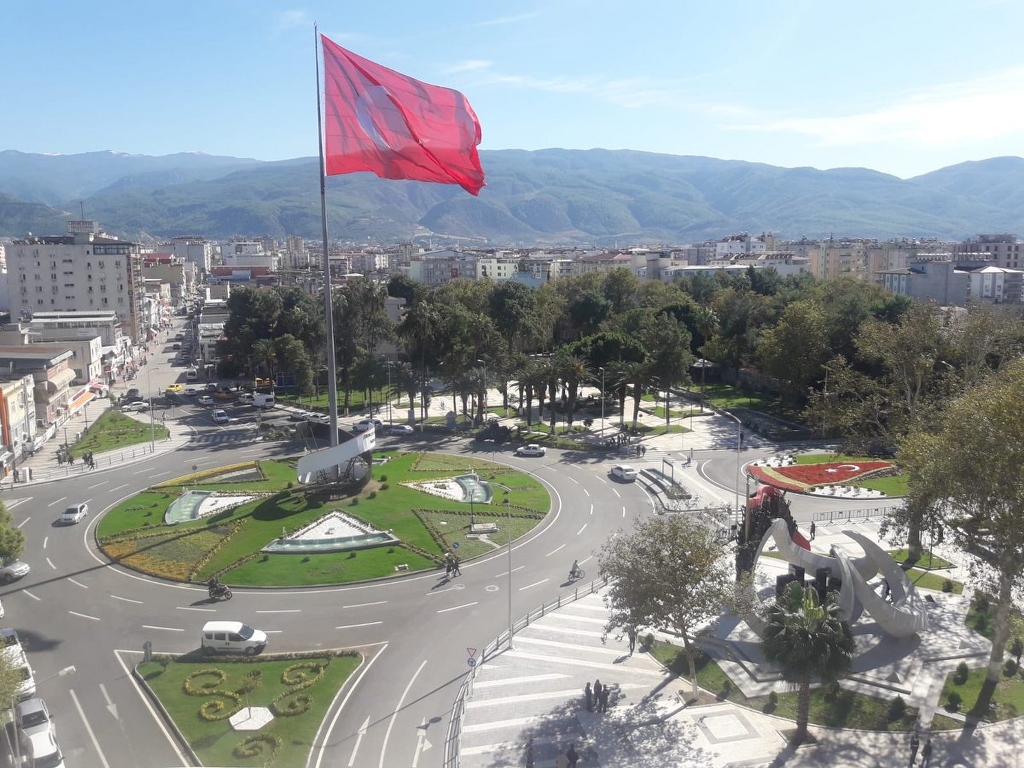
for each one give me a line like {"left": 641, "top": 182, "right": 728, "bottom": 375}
{"left": 321, "top": 35, "right": 486, "bottom": 195}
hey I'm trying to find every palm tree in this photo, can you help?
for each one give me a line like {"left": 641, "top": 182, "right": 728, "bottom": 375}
{"left": 761, "top": 582, "right": 855, "bottom": 744}
{"left": 693, "top": 306, "right": 718, "bottom": 412}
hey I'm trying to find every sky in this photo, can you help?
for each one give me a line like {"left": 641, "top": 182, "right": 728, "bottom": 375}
{"left": 5, "top": 0, "right": 1024, "bottom": 179}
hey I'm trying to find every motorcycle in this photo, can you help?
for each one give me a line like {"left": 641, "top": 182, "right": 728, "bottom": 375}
{"left": 208, "top": 582, "right": 232, "bottom": 601}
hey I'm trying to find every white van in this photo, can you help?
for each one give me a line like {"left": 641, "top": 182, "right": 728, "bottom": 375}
{"left": 201, "top": 621, "right": 267, "bottom": 656}
{"left": 253, "top": 392, "right": 276, "bottom": 409}
{"left": 238, "top": 392, "right": 254, "bottom": 405}
{"left": 185, "top": 367, "right": 199, "bottom": 381}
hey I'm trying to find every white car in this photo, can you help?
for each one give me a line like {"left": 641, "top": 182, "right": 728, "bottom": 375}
{"left": 515, "top": 443, "right": 547, "bottom": 457}
{"left": 197, "top": 395, "right": 214, "bottom": 405}
{"left": 121, "top": 401, "right": 149, "bottom": 412}
{"left": 212, "top": 409, "right": 229, "bottom": 424}
{"left": 16, "top": 698, "right": 55, "bottom": 742}
{"left": 387, "top": 424, "right": 415, "bottom": 436}
{"left": 60, "top": 503, "right": 89, "bottom": 525}
{"left": 353, "top": 418, "right": 383, "bottom": 433}
{"left": 610, "top": 464, "right": 639, "bottom": 482}
{"left": 0, "top": 560, "right": 30, "bottom": 584}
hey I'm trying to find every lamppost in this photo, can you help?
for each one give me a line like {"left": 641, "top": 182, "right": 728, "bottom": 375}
{"left": 12, "top": 665, "right": 75, "bottom": 765}
{"left": 724, "top": 411, "right": 743, "bottom": 529}
{"left": 384, "top": 359, "right": 393, "bottom": 426}
{"left": 147, "top": 363, "right": 155, "bottom": 451}
{"left": 599, "top": 366, "right": 605, "bottom": 435}
{"left": 491, "top": 481, "right": 514, "bottom": 650}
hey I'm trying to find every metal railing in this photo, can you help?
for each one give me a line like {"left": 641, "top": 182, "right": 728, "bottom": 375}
{"left": 443, "top": 574, "right": 610, "bottom": 768}
{"left": 812, "top": 504, "right": 902, "bottom": 524}
{"left": 13, "top": 444, "right": 157, "bottom": 484}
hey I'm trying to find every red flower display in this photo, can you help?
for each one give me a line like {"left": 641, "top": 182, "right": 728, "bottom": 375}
{"left": 748, "top": 461, "right": 893, "bottom": 492}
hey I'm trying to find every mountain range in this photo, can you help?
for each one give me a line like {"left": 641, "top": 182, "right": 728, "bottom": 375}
{"left": 1, "top": 148, "right": 1022, "bottom": 246}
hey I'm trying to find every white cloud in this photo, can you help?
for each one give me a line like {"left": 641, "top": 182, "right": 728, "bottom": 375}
{"left": 277, "top": 10, "right": 308, "bottom": 29}
{"left": 444, "top": 60, "right": 493, "bottom": 74}
{"left": 474, "top": 12, "right": 541, "bottom": 27}
{"left": 739, "top": 66, "right": 1024, "bottom": 148}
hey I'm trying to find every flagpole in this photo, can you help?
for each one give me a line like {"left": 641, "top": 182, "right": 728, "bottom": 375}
{"left": 314, "top": 24, "right": 340, "bottom": 449}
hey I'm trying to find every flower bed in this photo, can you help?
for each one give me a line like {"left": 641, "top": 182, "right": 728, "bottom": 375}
{"left": 748, "top": 460, "right": 894, "bottom": 492}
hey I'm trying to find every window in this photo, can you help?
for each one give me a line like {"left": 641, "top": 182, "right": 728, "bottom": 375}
{"left": 102, "top": 298, "right": 108, "bottom": 305}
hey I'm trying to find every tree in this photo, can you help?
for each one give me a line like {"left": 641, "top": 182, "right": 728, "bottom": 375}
{"left": 761, "top": 582, "right": 854, "bottom": 744}
{"left": 755, "top": 299, "right": 830, "bottom": 406}
{"left": 0, "top": 503, "right": 25, "bottom": 563}
{"left": 899, "top": 358, "right": 1024, "bottom": 689}
{"left": 599, "top": 516, "right": 731, "bottom": 698}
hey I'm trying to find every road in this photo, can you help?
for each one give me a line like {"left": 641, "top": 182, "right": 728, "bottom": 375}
{"left": 1, "top": 335, "right": 660, "bottom": 767}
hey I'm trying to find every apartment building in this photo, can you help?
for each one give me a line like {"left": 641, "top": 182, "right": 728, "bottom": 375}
{"left": 166, "top": 236, "right": 213, "bottom": 273}
{"left": 952, "top": 234, "right": 1023, "bottom": 270}
{"left": 6, "top": 221, "right": 146, "bottom": 344}
{"left": 0, "top": 373, "right": 38, "bottom": 472}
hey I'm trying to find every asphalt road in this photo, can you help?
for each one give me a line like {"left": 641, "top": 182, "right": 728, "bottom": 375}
{"left": 1, "top": 341, "right": 660, "bottom": 767}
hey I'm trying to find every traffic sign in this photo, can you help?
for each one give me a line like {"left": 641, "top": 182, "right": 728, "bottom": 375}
{"left": 452, "top": 541, "right": 460, "bottom": 549}
{"left": 467, "top": 657, "right": 477, "bottom": 667}
{"left": 467, "top": 647, "right": 477, "bottom": 657}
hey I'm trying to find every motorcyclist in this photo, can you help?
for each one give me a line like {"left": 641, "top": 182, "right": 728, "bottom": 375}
{"left": 569, "top": 560, "right": 581, "bottom": 580}
{"left": 208, "top": 577, "right": 224, "bottom": 596}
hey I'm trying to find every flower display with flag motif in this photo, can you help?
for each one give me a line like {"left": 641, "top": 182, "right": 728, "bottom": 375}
{"left": 320, "top": 34, "right": 486, "bottom": 195}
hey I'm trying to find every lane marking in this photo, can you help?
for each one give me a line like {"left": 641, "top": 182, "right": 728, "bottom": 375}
{"left": 69, "top": 688, "right": 112, "bottom": 768}
{"left": 576, "top": 523, "right": 587, "bottom": 536}
{"left": 494, "top": 565, "right": 525, "bottom": 578}
{"left": 141, "top": 625, "right": 185, "bottom": 632}
{"left": 43, "top": 535, "right": 49, "bottom": 549}
{"left": 315, "top": 643, "right": 388, "bottom": 768}
{"left": 378, "top": 657, "right": 426, "bottom": 768}
{"left": 546, "top": 544, "right": 566, "bottom": 557}
{"left": 589, "top": 504, "right": 593, "bottom": 515}
{"left": 622, "top": 506, "right": 626, "bottom": 517}
{"left": 612, "top": 488, "right": 621, "bottom": 498}
{"left": 335, "top": 621, "right": 383, "bottom": 630}
{"left": 21, "top": 590, "right": 40, "bottom": 602}
{"left": 151, "top": 471, "right": 172, "bottom": 478}
{"left": 3, "top": 498, "right": 31, "bottom": 510}
{"left": 48, "top": 497, "right": 67, "bottom": 508}
{"left": 111, "top": 595, "right": 143, "bottom": 604}
{"left": 255, "top": 608, "right": 301, "bottom": 614}
{"left": 583, "top": 488, "right": 590, "bottom": 497}
{"left": 518, "top": 579, "right": 548, "bottom": 591}
{"left": 109, "top": 484, "right": 129, "bottom": 493}
{"left": 177, "top": 606, "right": 216, "bottom": 612}
{"left": 69, "top": 611, "right": 101, "bottom": 621}
{"left": 342, "top": 600, "right": 388, "bottom": 609}
{"left": 88, "top": 480, "right": 110, "bottom": 489}
{"left": 114, "top": 650, "right": 189, "bottom": 766}
{"left": 437, "top": 601, "right": 477, "bottom": 614}
{"left": 47, "top": 557, "right": 56, "bottom": 570}
{"left": 68, "top": 578, "right": 89, "bottom": 589}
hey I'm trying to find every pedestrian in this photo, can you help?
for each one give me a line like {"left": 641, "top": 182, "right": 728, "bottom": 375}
{"left": 809, "top": 521, "right": 816, "bottom": 541}
{"left": 67, "top": 453, "right": 74, "bottom": 466}
{"left": 920, "top": 739, "right": 932, "bottom": 767}
{"left": 566, "top": 743, "right": 579, "bottom": 768}
{"left": 593, "top": 679, "right": 603, "bottom": 710}
{"left": 453, "top": 555, "right": 461, "bottom": 576}
{"left": 909, "top": 732, "right": 920, "bottom": 765}
{"left": 444, "top": 554, "right": 453, "bottom": 577}
{"left": 584, "top": 682, "right": 593, "bottom": 712}
{"left": 627, "top": 627, "right": 637, "bottom": 655}
{"left": 599, "top": 684, "right": 610, "bottom": 713}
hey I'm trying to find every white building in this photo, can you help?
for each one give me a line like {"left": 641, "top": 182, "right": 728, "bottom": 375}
{"left": 6, "top": 221, "right": 147, "bottom": 344}
{"left": 166, "top": 236, "right": 213, "bottom": 273}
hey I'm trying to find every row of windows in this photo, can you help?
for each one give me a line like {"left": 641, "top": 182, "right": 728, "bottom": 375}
{"left": 20, "top": 297, "right": 122, "bottom": 306}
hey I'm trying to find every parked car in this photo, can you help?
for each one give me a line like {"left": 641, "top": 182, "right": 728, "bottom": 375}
{"left": 288, "top": 410, "right": 311, "bottom": 421}
{"left": 515, "top": 443, "right": 547, "bottom": 457}
{"left": 184, "top": 387, "right": 200, "bottom": 397}
{"left": 172, "top": 343, "right": 181, "bottom": 350}
{"left": 22, "top": 728, "right": 63, "bottom": 768}
{"left": 610, "top": 464, "right": 639, "bottom": 482}
{"left": 212, "top": 409, "right": 229, "bottom": 424}
{"left": 121, "top": 401, "right": 149, "bottom": 413}
{"left": 353, "top": 418, "right": 383, "bottom": 433}
{"left": 387, "top": 424, "right": 415, "bottom": 435}
{"left": 205, "top": 383, "right": 218, "bottom": 392}
{"left": 0, "top": 560, "right": 30, "bottom": 584}
{"left": 60, "top": 503, "right": 89, "bottom": 525}
{"left": 16, "top": 698, "right": 55, "bottom": 743}
{"left": 197, "top": 395, "right": 214, "bottom": 406}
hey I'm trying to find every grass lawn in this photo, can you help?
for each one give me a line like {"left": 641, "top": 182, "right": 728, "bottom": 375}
{"left": 940, "top": 665, "right": 1024, "bottom": 722}
{"left": 890, "top": 548, "right": 954, "bottom": 570}
{"left": 650, "top": 640, "right": 919, "bottom": 731}
{"left": 138, "top": 653, "right": 360, "bottom": 767}
{"left": 97, "top": 453, "right": 550, "bottom": 587}
{"left": 72, "top": 410, "right": 169, "bottom": 456}
{"left": 966, "top": 595, "right": 1024, "bottom": 645}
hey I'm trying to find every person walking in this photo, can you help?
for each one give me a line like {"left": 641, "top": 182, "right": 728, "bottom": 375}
{"left": 453, "top": 555, "right": 461, "bottom": 576}
{"left": 599, "top": 684, "right": 610, "bottom": 713}
{"left": 920, "top": 739, "right": 932, "bottom": 767}
{"left": 627, "top": 627, "right": 638, "bottom": 655}
{"left": 593, "top": 679, "right": 603, "bottom": 710}
{"left": 566, "top": 743, "right": 579, "bottom": 768}
{"left": 584, "top": 682, "right": 593, "bottom": 712}
{"left": 809, "top": 521, "right": 816, "bottom": 541}
{"left": 909, "top": 733, "right": 920, "bottom": 766}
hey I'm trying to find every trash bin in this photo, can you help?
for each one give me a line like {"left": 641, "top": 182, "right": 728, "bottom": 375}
{"left": 17, "top": 468, "right": 31, "bottom": 482}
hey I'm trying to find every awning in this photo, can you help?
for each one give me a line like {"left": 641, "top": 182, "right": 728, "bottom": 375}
{"left": 43, "top": 368, "right": 77, "bottom": 393}
{"left": 69, "top": 389, "right": 96, "bottom": 413}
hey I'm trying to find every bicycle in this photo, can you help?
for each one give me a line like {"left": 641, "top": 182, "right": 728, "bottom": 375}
{"left": 568, "top": 566, "right": 585, "bottom": 582}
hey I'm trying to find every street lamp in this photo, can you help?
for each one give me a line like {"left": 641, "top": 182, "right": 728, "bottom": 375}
{"left": 724, "top": 411, "right": 743, "bottom": 529}
{"left": 491, "top": 481, "right": 514, "bottom": 651}
{"left": 147, "top": 363, "right": 155, "bottom": 451}
{"left": 384, "top": 359, "right": 393, "bottom": 426}
{"left": 12, "top": 666, "right": 75, "bottom": 765}
{"left": 599, "top": 367, "right": 605, "bottom": 435}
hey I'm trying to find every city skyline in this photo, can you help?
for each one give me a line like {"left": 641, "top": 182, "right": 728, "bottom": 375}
{"left": 7, "top": 1, "right": 1024, "bottom": 180}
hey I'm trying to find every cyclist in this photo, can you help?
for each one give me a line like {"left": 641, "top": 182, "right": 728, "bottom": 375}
{"left": 569, "top": 560, "right": 582, "bottom": 580}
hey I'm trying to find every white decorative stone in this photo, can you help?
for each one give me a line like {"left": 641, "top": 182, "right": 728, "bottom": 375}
{"left": 230, "top": 706, "right": 274, "bottom": 731}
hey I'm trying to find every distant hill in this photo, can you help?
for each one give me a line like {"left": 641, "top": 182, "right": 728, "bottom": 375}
{"left": 0, "top": 148, "right": 1021, "bottom": 245}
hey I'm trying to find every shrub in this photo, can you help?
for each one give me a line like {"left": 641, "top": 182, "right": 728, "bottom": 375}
{"left": 975, "top": 594, "right": 990, "bottom": 613}
{"left": 1003, "top": 659, "right": 1018, "bottom": 678}
{"left": 888, "top": 695, "right": 907, "bottom": 721}
{"left": 380, "top": 483, "right": 389, "bottom": 490}
{"left": 350, "top": 498, "right": 359, "bottom": 506}
{"left": 942, "top": 579, "right": 953, "bottom": 593}
{"left": 975, "top": 614, "right": 989, "bottom": 633}
{"left": 368, "top": 491, "right": 377, "bottom": 499}
{"left": 1011, "top": 637, "right": 1023, "bottom": 664}
{"left": 379, "top": 474, "right": 387, "bottom": 483}
{"left": 765, "top": 690, "right": 778, "bottom": 712}
{"left": 954, "top": 662, "right": 970, "bottom": 685}
{"left": 946, "top": 691, "right": 962, "bottom": 711}
{"left": 642, "top": 633, "right": 655, "bottom": 652}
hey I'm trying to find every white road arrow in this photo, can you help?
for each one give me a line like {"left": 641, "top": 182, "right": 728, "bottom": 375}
{"left": 347, "top": 716, "right": 369, "bottom": 767}
{"left": 411, "top": 718, "right": 432, "bottom": 767}
{"left": 99, "top": 683, "right": 118, "bottom": 719}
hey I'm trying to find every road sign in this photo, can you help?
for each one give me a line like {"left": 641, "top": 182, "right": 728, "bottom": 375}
{"left": 467, "top": 657, "right": 476, "bottom": 667}
{"left": 452, "top": 541, "right": 460, "bottom": 549}
{"left": 466, "top": 647, "right": 477, "bottom": 657}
